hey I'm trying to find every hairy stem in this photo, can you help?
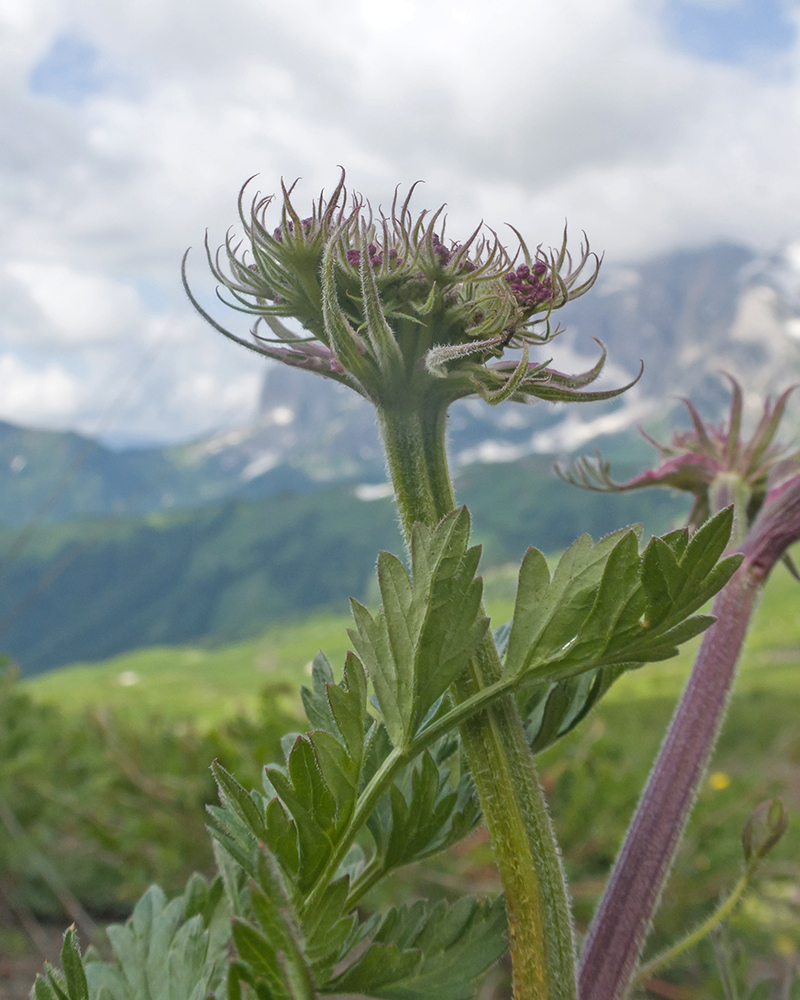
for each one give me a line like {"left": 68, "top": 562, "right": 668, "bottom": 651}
{"left": 379, "top": 401, "right": 576, "bottom": 1000}
{"left": 579, "top": 476, "right": 800, "bottom": 1000}
{"left": 632, "top": 861, "right": 756, "bottom": 989}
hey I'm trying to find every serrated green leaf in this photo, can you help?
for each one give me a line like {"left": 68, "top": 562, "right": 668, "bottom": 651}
{"left": 302, "top": 877, "right": 352, "bottom": 965}
{"left": 326, "top": 942, "right": 422, "bottom": 997}
{"left": 325, "top": 897, "right": 506, "bottom": 1000}
{"left": 232, "top": 921, "right": 291, "bottom": 999}
{"left": 327, "top": 652, "right": 369, "bottom": 764}
{"left": 300, "top": 651, "right": 338, "bottom": 734}
{"left": 266, "top": 737, "right": 337, "bottom": 891}
{"left": 374, "top": 751, "right": 478, "bottom": 872}
{"left": 244, "top": 867, "right": 315, "bottom": 1000}
{"left": 265, "top": 797, "right": 300, "bottom": 877}
{"left": 60, "top": 929, "right": 88, "bottom": 1000}
{"left": 642, "top": 536, "right": 682, "bottom": 625}
{"left": 288, "top": 737, "right": 337, "bottom": 832}
{"left": 349, "top": 599, "right": 407, "bottom": 747}
{"left": 503, "top": 510, "right": 735, "bottom": 709}
{"left": 559, "top": 531, "right": 643, "bottom": 666}
{"left": 676, "top": 506, "right": 734, "bottom": 602}
{"left": 212, "top": 761, "right": 268, "bottom": 841}
{"left": 309, "top": 730, "right": 358, "bottom": 817}
{"left": 206, "top": 804, "right": 259, "bottom": 880}
{"left": 506, "top": 528, "right": 633, "bottom": 679}
{"left": 350, "top": 508, "right": 487, "bottom": 747}
{"left": 677, "top": 553, "right": 742, "bottom": 618}
{"left": 660, "top": 526, "right": 690, "bottom": 559}
{"left": 504, "top": 548, "right": 551, "bottom": 675}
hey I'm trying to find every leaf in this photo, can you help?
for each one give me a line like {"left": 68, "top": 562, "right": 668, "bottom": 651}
{"left": 266, "top": 742, "right": 336, "bottom": 892}
{"left": 505, "top": 509, "right": 738, "bottom": 695}
{"left": 366, "top": 744, "right": 480, "bottom": 879}
{"left": 505, "top": 528, "right": 633, "bottom": 679}
{"left": 83, "top": 882, "right": 229, "bottom": 1000}
{"left": 302, "top": 877, "right": 354, "bottom": 969}
{"left": 308, "top": 731, "right": 358, "bottom": 817}
{"left": 327, "top": 652, "right": 369, "bottom": 764}
{"left": 206, "top": 801, "right": 259, "bottom": 881}
{"left": 324, "top": 896, "right": 507, "bottom": 1000}
{"left": 212, "top": 761, "right": 268, "bottom": 841}
{"left": 523, "top": 666, "right": 624, "bottom": 754}
{"left": 232, "top": 921, "right": 292, "bottom": 999}
{"left": 265, "top": 797, "right": 300, "bottom": 877}
{"left": 233, "top": 855, "right": 317, "bottom": 1000}
{"left": 324, "top": 941, "right": 421, "bottom": 997}
{"left": 60, "top": 928, "right": 88, "bottom": 1000}
{"left": 300, "top": 651, "right": 338, "bottom": 734}
{"left": 349, "top": 508, "right": 488, "bottom": 748}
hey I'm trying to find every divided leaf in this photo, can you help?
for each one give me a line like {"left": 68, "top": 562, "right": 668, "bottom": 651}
{"left": 367, "top": 746, "right": 480, "bottom": 873}
{"left": 521, "top": 666, "right": 625, "bottom": 754}
{"left": 324, "top": 896, "right": 507, "bottom": 1000}
{"left": 211, "top": 654, "right": 373, "bottom": 896}
{"left": 75, "top": 881, "right": 229, "bottom": 1000}
{"left": 349, "top": 508, "right": 489, "bottom": 748}
{"left": 504, "top": 508, "right": 741, "bottom": 692}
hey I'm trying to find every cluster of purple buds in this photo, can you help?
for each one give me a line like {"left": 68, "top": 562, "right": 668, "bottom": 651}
{"left": 428, "top": 234, "right": 477, "bottom": 273}
{"left": 345, "top": 244, "right": 404, "bottom": 269}
{"left": 504, "top": 260, "right": 553, "bottom": 310}
{"left": 272, "top": 217, "right": 314, "bottom": 241}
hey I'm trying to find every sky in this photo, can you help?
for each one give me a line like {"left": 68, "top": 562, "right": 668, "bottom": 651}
{"left": 1, "top": 0, "right": 800, "bottom": 446}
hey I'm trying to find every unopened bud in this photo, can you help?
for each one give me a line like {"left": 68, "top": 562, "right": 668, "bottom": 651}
{"left": 742, "top": 798, "right": 788, "bottom": 863}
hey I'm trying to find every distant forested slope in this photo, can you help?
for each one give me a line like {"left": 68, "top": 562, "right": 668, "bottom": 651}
{"left": 0, "top": 458, "right": 686, "bottom": 675}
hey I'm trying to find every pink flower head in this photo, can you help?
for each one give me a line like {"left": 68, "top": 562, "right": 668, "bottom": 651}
{"left": 561, "top": 377, "right": 799, "bottom": 537}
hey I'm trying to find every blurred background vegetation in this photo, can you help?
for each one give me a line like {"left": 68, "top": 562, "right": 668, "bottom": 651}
{"left": 2, "top": 543, "right": 799, "bottom": 998}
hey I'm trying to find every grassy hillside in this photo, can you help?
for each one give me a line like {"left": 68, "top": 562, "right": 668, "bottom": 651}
{"left": 1, "top": 457, "right": 685, "bottom": 675}
{"left": 25, "top": 546, "right": 799, "bottom": 722}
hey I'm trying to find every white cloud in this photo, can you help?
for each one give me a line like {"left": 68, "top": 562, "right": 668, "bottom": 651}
{"left": 7, "top": 262, "right": 143, "bottom": 343}
{"left": 1, "top": 0, "right": 800, "bottom": 441}
{"left": 0, "top": 354, "right": 79, "bottom": 423}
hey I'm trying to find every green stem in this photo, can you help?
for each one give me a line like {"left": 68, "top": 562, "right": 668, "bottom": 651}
{"left": 631, "top": 863, "right": 756, "bottom": 989}
{"left": 346, "top": 859, "right": 389, "bottom": 910}
{"left": 378, "top": 401, "right": 577, "bottom": 1000}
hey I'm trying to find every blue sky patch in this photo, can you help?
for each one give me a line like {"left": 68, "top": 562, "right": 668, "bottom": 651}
{"left": 662, "top": 0, "right": 796, "bottom": 66}
{"left": 29, "top": 33, "right": 107, "bottom": 105}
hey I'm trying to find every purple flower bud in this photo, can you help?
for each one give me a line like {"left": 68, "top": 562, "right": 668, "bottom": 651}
{"left": 563, "top": 378, "right": 799, "bottom": 536}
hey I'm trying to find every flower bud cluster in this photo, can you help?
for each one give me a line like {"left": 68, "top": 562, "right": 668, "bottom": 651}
{"left": 184, "top": 171, "right": 636, "bottom": 412}
{"left": 504, "top": 261, "right": 553, "bottom": 309}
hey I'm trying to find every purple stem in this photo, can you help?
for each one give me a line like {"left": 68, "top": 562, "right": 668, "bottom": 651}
{"left": 578, "top": 476, "right": 800, "bottom": 1000}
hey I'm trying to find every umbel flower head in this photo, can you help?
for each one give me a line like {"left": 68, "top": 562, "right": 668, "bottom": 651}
{"left": 183, "top": 171, "right": 640, "bottom": 413}
{"left": 561, "top": 376, "right": 799, "bottom": 544}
